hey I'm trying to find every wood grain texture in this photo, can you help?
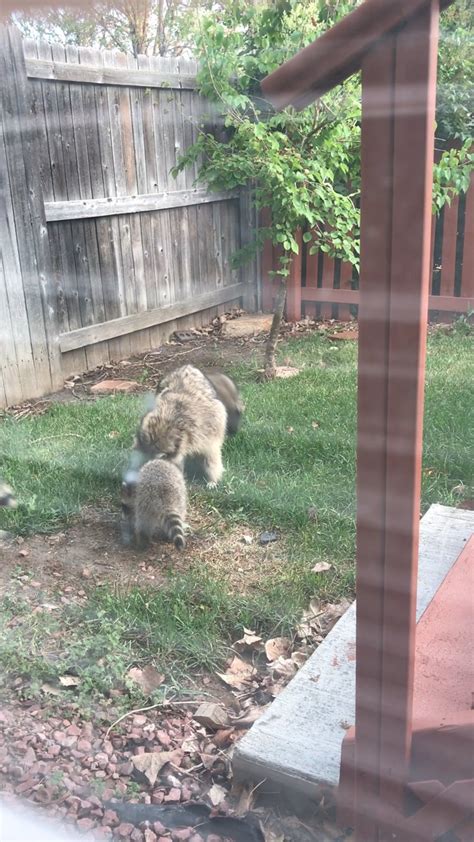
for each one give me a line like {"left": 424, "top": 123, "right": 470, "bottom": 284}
{"left": 25, "top": 57, "right": 198, "bottom": 89}
{"left": 59, "top": 282, "right": 245, "bottom": 351}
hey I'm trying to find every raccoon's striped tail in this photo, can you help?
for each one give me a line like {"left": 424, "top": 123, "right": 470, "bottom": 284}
{"left": 165, "top": 513, "right": 186, "bottom": 550}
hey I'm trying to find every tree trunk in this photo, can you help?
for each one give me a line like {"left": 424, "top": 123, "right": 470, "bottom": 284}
{"left": 264, "top": 276, "right": 287, "bottom": 378}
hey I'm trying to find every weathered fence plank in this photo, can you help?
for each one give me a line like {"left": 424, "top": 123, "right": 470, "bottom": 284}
{"left": 25, "top": 57, "right": 198, "bottom": 89}
{"left": 44, "top": 188, "right": 238, "bottom": 222}
{"left": 59, "top": 282, "right": 246, "bottom": 352}
{"left": 0, "top": 29, "right": 258, "bottom": 408}
{"left": 0, "top": 27, "right": 62, "bottom": 402}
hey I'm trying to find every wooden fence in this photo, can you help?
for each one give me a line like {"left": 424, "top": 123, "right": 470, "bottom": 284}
{"left": 262, "top": 171, "right": 474, "bottom": 321}
{"left": 0, "top": 26, "right": 258, "bottom": 409}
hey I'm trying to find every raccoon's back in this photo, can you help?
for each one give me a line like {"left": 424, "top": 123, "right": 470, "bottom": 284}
{"left": 159, "top": 365, "right": 215, "bottom": 402}
{"left": 134, "top": 460, "right": 187, "bottom": 548}
{"left": 135, "top": 460, "right": 187, "bottom": 515}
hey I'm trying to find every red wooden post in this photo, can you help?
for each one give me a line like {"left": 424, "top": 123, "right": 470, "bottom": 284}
{"left": 461, "top": 172, "right": 474, "bottom": 302}
{"left": 355, "top": 3, "right": 440, "bottom": 839}
{"left": 285, "top": 228, "right": 302, "bottom": 321}
{"left": 260, "top": 208, "right": 275, "bottom": 312}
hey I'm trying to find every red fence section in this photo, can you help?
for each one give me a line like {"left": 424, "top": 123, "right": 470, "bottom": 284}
{"left": 262, "top": 172, "right": 474, "bottom": 321}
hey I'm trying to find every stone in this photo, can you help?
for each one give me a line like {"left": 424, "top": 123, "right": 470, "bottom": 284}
{"left": 259, "top": 531, "right": 278, "bottom": 545}
{"left": 102, "top": 810, "right": 119, "bottom": 827}
{"left": 90, "top": 380, "right": 139, "bottom": 394}
{"left": 172, "top": 829, "right": 192, "bottom": 841}
{"left": 163, "top": 787, "right": 181, "bottom": 802}
{"left": 76, "top": 817, "right": 96, "bottom": 833}
{"left": 156, "top": 731, "right": 171, "bottom": 748}
{"left": 117, "top": 823, "right": 136, "bottom": 837}
{"left": 193, "top": 703, "right": 229, "bottom": 731}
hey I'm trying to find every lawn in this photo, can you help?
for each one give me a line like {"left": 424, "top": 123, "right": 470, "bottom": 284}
{"left": 0, "top": 325, "right": 472, "bottom": 710}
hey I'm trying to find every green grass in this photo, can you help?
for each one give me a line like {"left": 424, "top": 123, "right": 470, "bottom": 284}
{"left": 0, "top": 326, "right": 472, "bottom": 710}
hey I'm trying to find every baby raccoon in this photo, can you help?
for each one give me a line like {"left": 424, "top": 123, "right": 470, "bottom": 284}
{"left": 121, "top": 459, "right": 187, "bottom": 550}
{"left": 135, "top": 365, "right": 227, "bottom": 487}
{"left": 0, "top": 481, "right": 16, "bottom": 508}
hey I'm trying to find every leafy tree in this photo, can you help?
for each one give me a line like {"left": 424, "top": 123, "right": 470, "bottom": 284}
{"left": 174, "top": 0, "right": 473, "bottom": 376}
{"left": 437, "top": 0, "right": 473, "bottom": 141}
{"left": 175, "top": 0, "right": 362, "bottom": 376}
{"left": 15, "top": 0, "right": 213, "bottom": 57}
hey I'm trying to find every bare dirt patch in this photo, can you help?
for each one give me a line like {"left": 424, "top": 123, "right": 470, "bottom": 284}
{"left": 0, "top": 504, "right": 288, "bottom": 598}
{"left": 1, "top": 311, "right": 348, "bottom": 419}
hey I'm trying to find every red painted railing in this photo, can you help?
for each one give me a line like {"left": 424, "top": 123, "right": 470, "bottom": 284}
{"left": 261, "top": 171, "right": 474, "bottom": 321}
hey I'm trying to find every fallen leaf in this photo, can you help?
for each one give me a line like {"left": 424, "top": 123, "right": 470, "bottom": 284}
{"left": 229, "top": 655, "right": 255, "bottom": 676}
{"left": 269, "top": 656, "right": 297, "bottom": 680}
{"left": 291, "top": 651, "right": 308, "bottom": 668}
{"left": 201, "top": 752, "right": 220, "bottom": 770}
{"left": 132, "top": 752, "right": 172, "bottom": 786}
{"left": 217, "top": 657, "right": 256, "bottom": 690}
{"left": 213, "top": 728, "right": 235, "bottom": 748}
{"left": 264, "top": 637, "right": 291, "bottom": 662}
{"left": 41, "top": 683, "right": 61, "bottom": 696}
{"left": 234, "top": 785, "right": 256, "bottom": 817}
{"left": 126, "top": 665, "right": 164, "bottom": 696}
{"left": 234, "top": 628, "right": 262, "bottom": 651}
{"left": 311, "top": 561, "right": 332, "bottom": 574}
{"left": 259, "top": 821, "right": 285, "bottom": 842}
{"left": 59, "top": 675, "right": 81, "bottom": 687}
{"left": 208, "top": 783, "right": 227, "bottom": 807}
{"left": 181, "top": 735, "right": 200, "bottom": 754}
{"left": 231, "top": 705, "right": 269, "bottom": 728}
{"left": 311, "top": 420, "right": 320, "bottom": 429}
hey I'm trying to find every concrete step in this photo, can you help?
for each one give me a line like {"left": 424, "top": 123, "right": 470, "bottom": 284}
{"left": 233, "top": 504, "right": 474, "bottom": 797}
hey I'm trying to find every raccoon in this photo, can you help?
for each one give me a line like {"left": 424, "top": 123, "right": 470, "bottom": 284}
{"left": 121, "top": 459, "right": 187, "bottom": 550}
{"left": 0, "top": 481, "right": 16, "bottom": 508}
{"left": 205, "top": 371, "right": 244, "bottom": 437}
{"left": 135, "top": 365, "right": 227, "bottom": 487}
{"left": 156, "top": 367, "right": 243, "bottom": 438}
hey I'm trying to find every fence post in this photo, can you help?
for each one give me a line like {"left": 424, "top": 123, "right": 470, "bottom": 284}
{"left": 0, "top": 25, "right": 62, "bottom": 397}
{"left": 285, "top": 228, "right": 302, "bottom": 321}
{"left": 239, "top": 185, "right": 259, "bottom": 312}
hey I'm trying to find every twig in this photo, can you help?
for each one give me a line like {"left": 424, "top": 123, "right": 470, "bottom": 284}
{"left": 105, "top": 703, "right": 167, "bottom": 737}
{"left": 30, "top": 434, "right": 85, "bottom": 444}
{"left": 105, "top": 698, "right": 202, "bottom": 737}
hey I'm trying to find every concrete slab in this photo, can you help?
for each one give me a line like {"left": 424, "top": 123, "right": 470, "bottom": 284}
{"left": 413, "top": 534, "right": 473, "bottom": 721}
{"left": 221, "top": 314, "right": 273, "bottom": 338}
{"left": 233, "top": 504, "right": 474, "bottom": 795}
